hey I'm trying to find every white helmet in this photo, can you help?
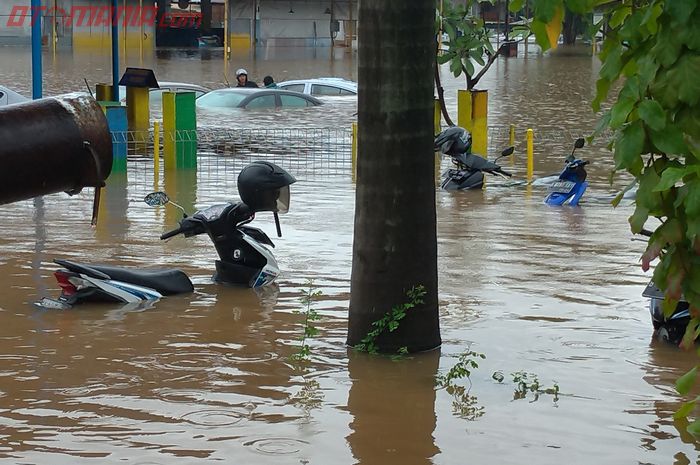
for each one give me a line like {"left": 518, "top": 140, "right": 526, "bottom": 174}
{"left": 236, "top": 68, "right": 248, "bottom": 77}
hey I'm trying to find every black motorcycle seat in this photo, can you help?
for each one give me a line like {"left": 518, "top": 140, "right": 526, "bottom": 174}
{"left": 55, "top": 259, "right": 194, "bottom": 296}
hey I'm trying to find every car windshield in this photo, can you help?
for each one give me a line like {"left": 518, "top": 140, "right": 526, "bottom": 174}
{"left": 197, "top": 90, "right": 248, "bottom": 108}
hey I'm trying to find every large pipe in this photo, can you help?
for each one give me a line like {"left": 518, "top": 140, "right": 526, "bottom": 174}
{"left": 112, "top": 0, "right": 120, "bottom": 101}
{"left": 0, "top": 93, "right": 113, "bottom": 205}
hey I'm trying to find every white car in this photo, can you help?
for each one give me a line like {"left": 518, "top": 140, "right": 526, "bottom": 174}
{"left": 119, "top": 82, "right": 211, "bottom": 104}
{"left": 277, "top": 78, "right": 357, "bottom": 96}
{"left": 0, "top": 86, "right": 29, "bottom": 106}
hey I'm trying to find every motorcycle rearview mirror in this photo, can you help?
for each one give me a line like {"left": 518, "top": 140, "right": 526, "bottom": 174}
{"left": 494, "top": 146, "right": 515, "bottom": 162}
{"left": 144, "top": 191, "right": 188, "bottom": 218}
{"left": 574, "top": 138, "right": 585, "bottom": 149}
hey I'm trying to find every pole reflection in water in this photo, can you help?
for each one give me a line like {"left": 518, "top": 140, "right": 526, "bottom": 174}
{"left": 164, "top": 168, "right": 198, "bottom": 226}
{"left": 346, "top": 349, "right": 441, "bottom": 465}
{"left": 96, "top": 172, "right": 130, "bottom": 243}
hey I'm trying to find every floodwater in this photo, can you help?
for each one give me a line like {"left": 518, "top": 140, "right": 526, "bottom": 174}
{"left": 1, "top": 44, "right": 699, "bottom": 465}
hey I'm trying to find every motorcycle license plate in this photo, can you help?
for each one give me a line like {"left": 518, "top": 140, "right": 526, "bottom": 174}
{"left": 549, "top": 180, "right": 576, "bottom": 193}
{"left": 34, "top": 297, "right": 72, "bottom": 310}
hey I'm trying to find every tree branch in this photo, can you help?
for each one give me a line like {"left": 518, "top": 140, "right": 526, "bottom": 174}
{"left": 468, "top": 43, "right": 506, "bottom": 90}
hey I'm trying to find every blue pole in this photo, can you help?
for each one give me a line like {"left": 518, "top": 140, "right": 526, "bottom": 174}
{"left": 112, "top": 0, "right": 120, "bottom": 101}
{"left": 31, "top": 0, "right": 42, "bottom": 99}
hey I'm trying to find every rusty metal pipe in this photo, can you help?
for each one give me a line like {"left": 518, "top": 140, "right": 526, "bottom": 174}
{"left": 0, "top": 93, "right": 113, "bottom": 205}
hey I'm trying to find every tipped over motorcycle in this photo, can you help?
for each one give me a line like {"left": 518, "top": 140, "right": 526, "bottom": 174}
{"left": 543, "top": 137, "right": 589, "bottom": 206}
{"left": 636, "top": 228, "right": 691, "bottom": 345}
{"left": 434, "top": 126, "right": 514, "bottom": 190}
{"left": 36, "top": 161, "right": 297, "bottom": 310}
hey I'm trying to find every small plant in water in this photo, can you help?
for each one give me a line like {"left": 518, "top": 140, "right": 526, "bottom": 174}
{"left": 290, "top": 279, "right": 322, "bottom": 362}
{"left": 492, "top": 370, "right": 560, "bottom": 403}
{"left": 436, "top": 350, "right": 486, "bottom": 389}
{"left": 355, "top": 285, "right": 426, "bottom": 356}
{"left": 436, "top": 349, "right": 486, "bottom": 420}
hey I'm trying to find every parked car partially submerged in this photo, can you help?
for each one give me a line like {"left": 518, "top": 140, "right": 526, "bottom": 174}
{"left": 196, "top": 88, "right": 323, "bottom": 110}
{"left": 277, "top": 78, "right": 357, "bottom": 96}
{"left": 0, "top": 86, "right": 29, "bottom": 107}
{"left": 119, "top": 82, "right": 211, "bottom": 105}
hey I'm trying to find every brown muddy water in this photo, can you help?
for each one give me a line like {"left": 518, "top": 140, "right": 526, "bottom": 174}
{"left": 1, "top": 45, "right": 699, "bottom": 465}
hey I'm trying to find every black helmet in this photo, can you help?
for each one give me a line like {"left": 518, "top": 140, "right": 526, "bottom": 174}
{"left": 237, "top": 161, "right": 297, "bottom": 213}
{"left": 434, "top": 126, "right": 472, "bottom": 155}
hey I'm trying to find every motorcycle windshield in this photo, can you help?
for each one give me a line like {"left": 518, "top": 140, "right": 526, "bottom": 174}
{"left": 276, "top": 186, "right": 291, "bottom": 214}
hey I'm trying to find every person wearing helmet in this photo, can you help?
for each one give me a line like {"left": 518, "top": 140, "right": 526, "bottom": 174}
{"left": 235, "top": 68, "right": 258, "bottom": 88}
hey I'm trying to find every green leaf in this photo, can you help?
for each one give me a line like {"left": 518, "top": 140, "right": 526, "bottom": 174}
{"left": 654, "top": 167, "right": 689, "bottom": 192}
{"left": 629, "top": 206, "right": 650, "bottom": 233}
{"left": 609, "top": 6, "right": 631, "bottom": 28}
{"left": 676, "top": 365, "right": 698, "bottom": 395}
{"left": 600, "top": 43, "right": 623, "bottom": 81}
{"left": 531, "top": 19, "right": 551, "bottom": 50}
{"left": 450, "top": 57, "right": 463, "bottom": 76}
{"left": 641, "top": 2, "right": 663, "bottom": 35}
{"left": 664, "top": 0, "right": 696, "bottom": 26}
{"left": 533, "top": 0, "right": 559, "bottom": 21}
{"left": 676, "top": 105, "right": 700, "bottom": 137}
{"left": 637, "top": 99, "right": 666, "bottom": 131}
{"left": 666, "top": 54, "right": 700, "bottom": 106}
{"left": 509, "top": 0, "right": 525, "bottom": 12}
{"left": 593, "top": 78, "right": 611, "bottom": 112}
{"left": 686, "top": 181, "right": 700, "bottom": 217}
{"left": 610, "top": 98, "right": 635, "bottom": 128}
{"left": 636, "top": 55, "right": 660, "bottom": 91}
{"left": 464, "top": 58, "right": 475, "bottom": 77}
{"left": 650, "top": 125, "right": 688, "bottom": 155}
{"left": 650, "top": 22, "right": 683, "bottom": 68}
{"left": 675, "top": 399, "right": 698, "bottom": 420}
{"left": 688, "top": 419, "right": 700, "bottom": 436}
{"left": 614, "top": 120, "right": 645, "bottom": 175}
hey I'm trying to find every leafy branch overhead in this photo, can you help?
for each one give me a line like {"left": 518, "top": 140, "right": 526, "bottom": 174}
{"left": 437, "top": 1, "right": 505, "bottom": 90}
{"left": 525, "top": 0, "right": 700, "bottom": 433}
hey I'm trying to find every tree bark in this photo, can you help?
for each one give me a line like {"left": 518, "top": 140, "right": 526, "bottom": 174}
{"left": 562, "top": 8, "right": 578, "bottom": 45}
{"left": 348, "top": 0, "right": 441, "bottom": 353}
{"left": 201, "top": 0, "right": 213, "bottom": 35}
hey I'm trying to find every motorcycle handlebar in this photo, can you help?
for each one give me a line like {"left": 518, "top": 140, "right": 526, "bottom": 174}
{"left": 160, "top": 226, "right": 184, "bottom": 240}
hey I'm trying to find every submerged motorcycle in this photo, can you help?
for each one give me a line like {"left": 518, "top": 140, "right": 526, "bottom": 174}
{"left": 544, "top": 138, "right": 588, "bottom": 206}
{"left": 636, "top": 229, "right": 691, "bottom": 345}
{"left": 36, "top": 161, "right": 296, "bottom": 310}
{"left": 434, "top": 126, "right": 514, "bottom": 190}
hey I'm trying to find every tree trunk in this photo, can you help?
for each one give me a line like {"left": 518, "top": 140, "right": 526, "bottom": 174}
{"left": 562, "top": 8, "right": 578, "bottom": 45}
{"left": 348, "top": 0, "right": 441, "bottom": 353}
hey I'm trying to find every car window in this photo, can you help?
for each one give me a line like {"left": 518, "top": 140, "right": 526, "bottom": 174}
{"left": 279, "top": 84, "right": 305, "bottom": 93}
{"left": 280, "top": 95, "right": 311, "bottom": 108}
{"left": 0, "top": 91, "right": 5, "bottom": 100}
{"left": 339, "top": 88, "right": 356, "bottom": 96}
{"left": 244, "top": 94, "right": 277, "bottom": 109}
{"left": 311, "top": 84, "right": 342, "bottom": 96}
{"left": 197, "top": 90, "right": 248, "bottom": 108}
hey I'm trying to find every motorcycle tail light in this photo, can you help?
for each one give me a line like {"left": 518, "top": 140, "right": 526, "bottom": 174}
{"left": 54, "top": 271, "right": 78, "bottom": 296}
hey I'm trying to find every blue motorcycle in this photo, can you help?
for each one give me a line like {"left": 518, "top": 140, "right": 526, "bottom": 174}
{"left": 544, "top": 138, "right": 588, "bottom": 206}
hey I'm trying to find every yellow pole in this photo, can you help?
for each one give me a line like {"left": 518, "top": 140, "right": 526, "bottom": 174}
{"left": 457, "top": 89, "right": 472, "bottom": 131}
{"left": 154, "top": 121, "right": 161, "bottom": 181}
{"left": 434, "top": 99, "right": 442, "bottom": 135}
{"left": 351, "top": 122, "right": 358, "bottom": 182}
{"left": 224, "top": 0, "right": 229, "bottom": 61}
{"left": 471, "top": 90, "right": 488, "bottom": 157}
{"left": 527, "top": 128, "right": 534, "bottom": 181}
{"left": 509, "top": 124, "right": 515, "bottom": 146}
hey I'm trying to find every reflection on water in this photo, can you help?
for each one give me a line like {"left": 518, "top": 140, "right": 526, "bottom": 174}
{"left": 0, "top": 44, "right": 698, "bottom": 464}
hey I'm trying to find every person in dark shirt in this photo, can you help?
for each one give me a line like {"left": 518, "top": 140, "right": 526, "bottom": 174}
{"left": 235, "top": 68, "right": 258, "bottom": 88}
{"left": 263, "top": 76, "right": 278, "bottom": 88}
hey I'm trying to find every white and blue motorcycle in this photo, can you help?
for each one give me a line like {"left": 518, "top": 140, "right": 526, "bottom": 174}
{"left": 36, "top": 161, "right": 296, "bottom": 309}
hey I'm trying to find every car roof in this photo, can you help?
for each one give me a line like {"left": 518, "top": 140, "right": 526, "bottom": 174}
{"left": 0, "top": 85, "right": 29, "bottom": 103}
{"left": 201, "top": 88, "right": 324, "bottom": 105}
{"left": 278, "top": 77, "right": 357, "bottom": 88}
